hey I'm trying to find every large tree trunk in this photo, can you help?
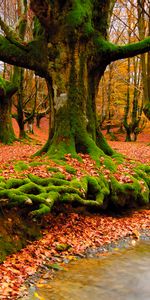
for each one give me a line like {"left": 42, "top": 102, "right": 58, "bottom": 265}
{"left": 38, "top": 42, "right": 113, "bottom": 160}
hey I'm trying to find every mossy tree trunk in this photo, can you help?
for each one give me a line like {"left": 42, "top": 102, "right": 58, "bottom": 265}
{"left": 12, "top": 0, "right": 28, "bottom": 139}
{"left": 13, "top": 66, "right": 27, "bottom": 139}
{"left": 0, "top": 78, "right": 17, "bottom": 144}
{"left": 0, "top": 1, "right": 149, "bottom": 152}
{"left": 37, "top": 41, "right": 113, "bottom": 160}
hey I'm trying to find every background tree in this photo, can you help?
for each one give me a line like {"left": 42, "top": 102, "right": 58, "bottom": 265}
{"left": 0, "top": 0, "right": 49, "bottom": 140}
{"left": 98, "top": 0, "right": 148, "bottom": 140}
{"left": 0, "top": 76, "right": 17, "bottom": 143}
{"left": 138, "top": 0, "right": 150, "bottom": 120}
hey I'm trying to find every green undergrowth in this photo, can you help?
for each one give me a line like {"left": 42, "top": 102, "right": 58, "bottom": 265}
{"left": 65, "top": 165, "right": 77, "bottom": 174}
{"left": 14, "top": 161, "right": 29, "bottom": 172}
{"left": 29, "top": 161, "right": 48, "bottom": 167}
{"left": 0, "top": 157, "right": 149, "bottom": 217}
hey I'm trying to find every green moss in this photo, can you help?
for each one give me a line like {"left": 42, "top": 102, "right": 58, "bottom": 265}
{"left": 51, "top": 160, "right": 67, "bottom": 166}
{"left": 52, "top": 172, "right": 66, "bottom": 179}
{"left": 61, "top": 192, "right": 102, "bottom": 208}
{"left": 133, "top": 168, "right": 150, "bottom": 189}
{"left": 48, "top": 178, "right": 71, "bottom": 187}
{"left": 47, "top": 139, "right": 76, "bottom": 160}
{"left": 0, "top": 238, "right": 18, "bottom": 263}
{"left": 76, "top": 129, "right": 104, "bottom": 166}
{"left": 14, "top": 161, "right": 29, "bottom": 172}
{"left": 9, "top": 194, "right": 30, "bottom": 206}
{"left": 136, "top": 164, "right": 150, "bottom": 174}
{"left": 6, "top": 178, "right": 30, "bottom": 189}
{"left": 0, "top": 76, "right": 7, "bottom": 96}
{"left": 0, "top": 176, "right": 6, "bottom": 189}
{"left": 0, "top": 182, "right": 6, "bottom": 189}
{"left": 17, "top": 182, "right": 45, "bottom": 194}
{"left": 29, "top": 203, "right": 50, "bottom": 217}
{"left": 46, "top": 185, "right": 82, "bottom": 197}
{"left": 71, "top": 177, "right": 87, "bottom": 192}
{"left": 29, "top": 173, "right": 70, "bottom": 187}
{"left": 28, "top": 174, "right": 50, "bottom": 186}
{"left": 94, "top": 37, "right": 117, "bottom": 55}
{"left": 65, "top": 165, "right": 77, "bottom": 175}
{"left": 67, "top": 0, "right": 93, "bottom": 33}
{"left": 0, "top": 189, "right": 10, "bottom": 198}
{"left": 29, "top": 161, "right": 47, "bottom": 167}
{"left": 87, "top": 176, "right": 100, "bottom": 193}
{"left": 110, "top": 175, "right": 149, "bottom": 207}
{"left": 28, "top": 194, "right": 48, "bottom": 204}
{"left": 96, "top": 130, "right": 114, "bottom": 156}
{"left": 103, "top": 157, "right": 116, "bottom": 172}
{"left": 112, "top": 153, "right": 124, "bottom": 164}
{"left": 47, "top": 166, "right": 60, "bottom": 172}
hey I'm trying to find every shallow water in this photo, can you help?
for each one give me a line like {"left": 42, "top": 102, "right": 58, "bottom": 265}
{"left": 28, "top": 241, "right": 150, "bottom": 300}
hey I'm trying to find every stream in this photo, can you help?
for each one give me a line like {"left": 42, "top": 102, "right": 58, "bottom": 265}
{"left": 27, "top": 241, "right": 150, "bottom": 300}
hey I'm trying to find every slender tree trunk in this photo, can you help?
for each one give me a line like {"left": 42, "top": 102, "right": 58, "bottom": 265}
{"left": 14, "top": 67, "right": 26, "bottom": 138}
{"left": 12, "top": 0, "right": 28, "bottom": 138}
{"left": 123, "top": 58, "right": 131, "bottom": 142}
{"left": 0, "top": 98, "right": 16, "bottom": 144}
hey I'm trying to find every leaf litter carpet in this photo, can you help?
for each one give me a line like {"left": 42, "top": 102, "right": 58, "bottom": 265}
{"left": 0, "top": 119, "right": 149, "bottom": 299}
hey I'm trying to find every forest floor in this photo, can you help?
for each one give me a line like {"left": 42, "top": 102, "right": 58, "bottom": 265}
{"left": 0, "top": 118, "right": 149, "bottom": 299}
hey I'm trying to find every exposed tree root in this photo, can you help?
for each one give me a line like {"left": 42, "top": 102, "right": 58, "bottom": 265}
{"left": 0, "top": 160, "right": 149, "bottom": 217}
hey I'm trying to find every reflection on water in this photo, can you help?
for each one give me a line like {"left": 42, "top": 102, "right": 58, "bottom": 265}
{"left": 29, "top": 241, "right": 150, "bottom": 300}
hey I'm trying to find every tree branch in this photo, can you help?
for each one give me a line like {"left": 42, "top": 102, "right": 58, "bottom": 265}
{"left": 0, "top": 35, "right": 49, "bottom": 79}
{"left": 0, "top": 16, "right": 27, "bottom": 51}
{"left": 109, "top": 37, "right": 150, "bottom": 62}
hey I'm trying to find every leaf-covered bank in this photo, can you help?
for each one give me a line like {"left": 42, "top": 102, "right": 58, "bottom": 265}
{"left": 0, "top": 208, "right": 150, "bottom": 299}
{"left": 0, "top": 121, "right": 149, "bottom": 299}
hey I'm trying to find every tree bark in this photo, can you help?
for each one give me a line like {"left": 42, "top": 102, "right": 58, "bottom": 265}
{"left": 0, "top": 78, "right": 17, "bottom": 144}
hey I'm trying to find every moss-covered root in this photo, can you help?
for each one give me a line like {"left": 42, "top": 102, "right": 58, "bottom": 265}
{"left": 96, "top": 129, "right": 114, "bottom": 156}
{"left": 29, "top": 191, "right": 60, "bottom": 217}
{"left": 0, "top": 168, "right": 149, "bottom": 216}
{"left": 0, "top": 174, "right": 111, "bottom": 216}
{"left": 76, "top": 130, "right": 105, "bottom": 165}
{"left": 110, "top": 175, "right": 149, "bottom": 207}
{"left": 61, "top": 175, "right": 110, "bottom": 208}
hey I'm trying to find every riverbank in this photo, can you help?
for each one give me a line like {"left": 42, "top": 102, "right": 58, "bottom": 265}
{"left": 25, "top": 240, "right": 150, "bottom": 300}
{"left": 19, "top": 209, "right": 150, "bottom": 299}
{"left": 0, "top": 207, "right": 149, "bottom": 299}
